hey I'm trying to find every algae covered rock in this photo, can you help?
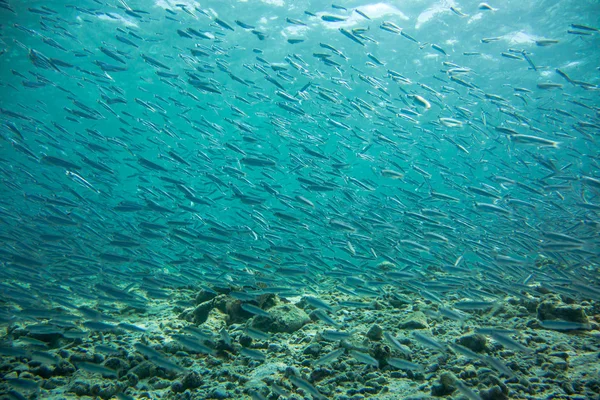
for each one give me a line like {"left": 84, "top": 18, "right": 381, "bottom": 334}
{"left": 367, "top": 324, "right": 384, "bottom": 340}
{"left": 252, "top": 304, "right": 310, "bottom": 333}
{"left": 189, "top": 294, "right": 235, "bottom": 325}
{"left": 456, "top": 333, "right": 488, "bottom": 353}
{"left": 431, "top": 371, "right": 456, "bottom": 396}
{"left": 537, "top": 300, "right": 589, "bottom": 324}
{"left": 398, "top": 311, "right": 429, "bottom": 330}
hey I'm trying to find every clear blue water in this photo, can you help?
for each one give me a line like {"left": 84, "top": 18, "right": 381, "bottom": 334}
{"left": 0, "top": 0, "right": 599, "bottom": 398}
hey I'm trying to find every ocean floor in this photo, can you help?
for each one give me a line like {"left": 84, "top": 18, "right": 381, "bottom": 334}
{"left": 1, "top": 279, "right": 599, "bottom": 400}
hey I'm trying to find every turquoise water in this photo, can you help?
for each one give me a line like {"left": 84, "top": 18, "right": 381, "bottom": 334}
{"left": 0, "top": 0, "right": 599, "bottom": 398}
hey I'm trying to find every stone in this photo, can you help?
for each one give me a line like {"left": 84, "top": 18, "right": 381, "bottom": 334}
{"left": 42, "top": 377, "right": 67, "bottom": 390}
{"left": 547, "top": 356, "right": 569, "bottom": 372}
{"left": 181, "top": 371, "right": 203, "bottom": 390}
{"left": 457, "top": 333, "right": 488, "bottom": 352}
{"left": 459, "top": 365, "right": 477, "bottom": 379}
{"left": 203, "top": 308, "right": 229, "bottom": 334}
{"left": 431, "top": 372, "right": 457, "bottom": 396}
{"left": 171, "top": 381, "right": 185, "bottom": 393}
{"left": 54, "top": 361, "right": 76, "bottom": 376}
{"left": 252, "top": 304, "right": 310, "bottom": 333}
{"left": 126, "top": 372, "right": 139, "bottom": 386}
{"left": 195, "top": 289, "right": 218, "bottom": 305}
{"left": 130, "top": 361, "right": 158, "bottom": 380}
{"left": 30, "top": 364, "right": 53, "bottom": 379}
{"left": 398, "top": 311, "right": 429, "bottom": 330}
{"left": 537, "top": 301, "right": 589, "bottom": 324}
{"left": 209, "top": 386, "right": 230, "bottom": 399}
{"left": 481, "top": 385, "right": 509, "bottom": 400}
{"left": 388, "top": 294, "right": 412, "bottom": 308}
{"left": 104, "top": 357, "right": 128, "bottom": 371}
{"left": 191, "top": 300, "right": 216, "bottom": 325}
{"left": 189, "top": 294, "right": 247, "bottom": 325}
{"left": 303, "top": 343, "right": 322, "bottom": 357}
{"left": 366, "top": 324, "right": 383, "bottom": 341}
{"left": 68, "top": 381, "right": 91, "bottom": 397}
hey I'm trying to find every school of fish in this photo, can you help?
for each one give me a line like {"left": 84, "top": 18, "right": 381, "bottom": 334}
{"left": 0, "top": 0, "right": 599, "bottom": 398}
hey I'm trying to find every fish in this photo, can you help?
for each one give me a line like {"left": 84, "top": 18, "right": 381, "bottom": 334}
{"left": 539, "top": 320, "right": 592, "bottom": 331}
{"left": 240, "top": 347, "right": 266, "bottom": 361}
{"left": 286, "top": 18, "right": 307, "bottom": 26}
{"left": 172, "top": 334, "right": 215, "bottom": 355}
{"left": 339, "top": 28, "right": 365, "bottom": 46}
{"left": 536, "top": 39, "right": 559, "bottom": 46}
{"left": 508, "top": 134, "right": 560, "bottom": 148}
{"left": 387, "top": 358, "right": 424, "bottom": 372}
{"left": 0, "top": 2, "right": 598, "bottom": 399}
{"left": 314, "top": 348, "right": 345, "bottom": 366}
{"left": 289, "top": 375, "right": 326, "bottom": 400}
{"left": 355, "top": 9, "right": 371, "bottom": 20}
{"left": 321, "top": 15, "right": 347, "bottom": 23}
{"left": 479, "top": 3, "right": 497, "bottom": 11}
{"left": 412, "top": 332, "right": 447, "bottom": 352}
{"left": 77, "top": 362, "right": 118, "bottom": 377}
{"left": 431, "top": 44, "right": 447, "bottom": 56}
{"left": 304, "top": 296, "right": 335, "bottom": 312}
{"left": 384, "top": 331, "right": 411, "bottom": 355}
{"left": 349, "top": 350, "right": 379, "bottom": 367}
{"left": 488, "top": 331, "right": 534, "bottom": 353}
{"left": 320, "top": 329, "right": 352, "bottom": 341}
{"left": 240, "top": 303, "right": 271, "bottom": 317}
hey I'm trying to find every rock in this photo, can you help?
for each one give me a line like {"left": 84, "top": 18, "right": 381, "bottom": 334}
{"left": 2, "top": 371, "right": 19, "bottom": 380}
{"left": 372, "top": 343, "right": 391, "bottom": 367}
{"left": 189, "top": 294, "right": 247, "bottom": 325}
{"left": 77, "top": 380, "right": 127, "bottom": 399}
{"left": 54, "top": 361, "right": 76, "bottom": 376}
{"left": 520, "top": 298, "right": 540, "bottom": 314}
{"left": 459, "top": 365, "right": 477, "bottom": 379}
{"left": 239, "top": 334, "right": 252, "bottom": 347}
{"left": 303, "top": 343, "right": 322, "bottom": 357}
{"left": 150, "top": 379, "right": 171, "bottom": 390}
{"left": 439, "top": 371, "right": 456, "bottom": 387}
{"left": 196, "top": 288, "right": 218, "bottom": 305}
{"left": 366, "top": 324, "right": 383, "bottom": 341}
{"left": 388, "top": 294, "right": 411, "bottom": 308}
{"left": 126, "top": 372, "right": 139, "bottom": 386}
{"left": 27, "top": 332, "right": 64, "bottom": 345}
{"left": 480, "top": 385, "right": 509, "bottom": 400}
{"left": 207, "top": 313, "right": 229, "bottom": 338}
{"left": 130, "top": 361, "right": 158, "bottom": 380}
{"left": 268, "top": 343, "right": 282, "bottom": 353}
{"left": 209, "top": 386, "right": 230, "bottom": 399}
{"left": 171, "top": 381, "right": 184, "bottom": 393}
{"left": 398, "top": 311, "right": 429, "bottom": 330}
{"left": 42, "top": 377, "right": 67, "bottom": 390}
{"left": 69, "top": 352, "right": 96, "bottom": 364}
{"left": 431, "top": 383, "right": 452, "bottom": 397}
{"left": 311, "top": 367, "right": 333, "bottom": 381}
{"left": 191, "top": 300, "right": 216, "bottom": 325}
{"left": 181, "top": 371, "right": 203, "bottom": 389}
{"left": 457, "top": 333, "right": 488, "bottom": 352}
{"left": 252, "top": 304, "right": 310, "bottom": 333}
{"left": 537, "top": 301, "right": 589, "bottom": 324}
{"left": 244, "top": 380, "right": 269, "bottom": 396}
{"left": 213, "top": 295, "right": 256, "bottom": 324}
{"left": 431, "top": 372, "right": 456, "bottom": 396}
{"left": 68, "top": 381, "right": 91, "bottom": 397}
{"left": 249, "top": 362, "right": 287, "bottom": 382}
{"left": 547, "top": 356, "right": 569, "bottom": 372}
{"left": 30, "top": 364, "right": 53, "bottom": 379}
{"left": 104, "top": 357, "right": 128, "bottom": 371}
